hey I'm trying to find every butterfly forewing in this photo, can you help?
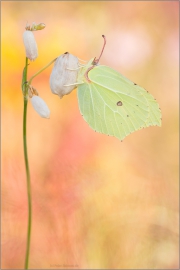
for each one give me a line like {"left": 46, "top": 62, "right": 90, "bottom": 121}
{"left": 77, "top": 65, "right": 161, "bottom": 140}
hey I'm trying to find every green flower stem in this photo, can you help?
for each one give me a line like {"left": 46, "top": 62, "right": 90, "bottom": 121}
{"left": 28, "top": 57, "right": 57, "bottom": 85}
{"left": 22, "top": 57, "right": 31, "bottom": 269}
{"left": 21, "top": 56, "right": 56, "bottom": 269}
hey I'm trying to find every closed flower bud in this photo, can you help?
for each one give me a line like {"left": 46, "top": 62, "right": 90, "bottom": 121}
{"left": 31, "top": 22, "right": 46, "bottom": 31}
{"left": 50, "top": 53, "right": 79, "bottom": 98}
{"left": 23, "top": 31, "right": 38, "bottom": 61}
{"left": 30, "top": 96, "right": 50, "bottom": 118}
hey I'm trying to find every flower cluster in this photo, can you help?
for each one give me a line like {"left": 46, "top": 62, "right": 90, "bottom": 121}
{"left": 23, "top": 22, "right": 83, "bottom": 119}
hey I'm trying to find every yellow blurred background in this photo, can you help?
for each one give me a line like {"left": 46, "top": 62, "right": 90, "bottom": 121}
{"left": 1, "top": 1, "right": 179, "bottom": 269}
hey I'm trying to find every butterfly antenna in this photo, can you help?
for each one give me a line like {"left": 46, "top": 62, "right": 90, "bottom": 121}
{"left": 93, "top": 35, "right": 106, "bottom": 65}
{"left": 85, "top": 35, "right": 106, "bottom": 82}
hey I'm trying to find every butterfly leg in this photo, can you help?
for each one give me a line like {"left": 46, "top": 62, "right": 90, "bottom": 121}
{"left": 63, "top": 81, "right": 84, "bottom": 87}
{"left": 66, "top": 66, "right": 82, "bottom": 71}
{"left": 78, "top": 58, "right": 88, "bottom": 63}
{"left": 78, "top": 63, "right": 86, "bottom": 67}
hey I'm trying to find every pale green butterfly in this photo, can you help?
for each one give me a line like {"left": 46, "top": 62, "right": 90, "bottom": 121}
{"left": 72, "top": 35, "right": 161, "bottom": 141}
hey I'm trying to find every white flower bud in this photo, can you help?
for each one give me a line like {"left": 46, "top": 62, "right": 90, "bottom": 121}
{"left": 23, "top": 31, "right": 38, "bottom": 61}
{"left": 30, "top": 96, "right": 50, "bottom": 118}
{"left": 50, "top": 53, "right": 79, "bottom": 98}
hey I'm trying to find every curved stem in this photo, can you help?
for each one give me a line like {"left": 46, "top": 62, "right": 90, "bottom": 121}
{"left": 28, "top": 57, "right": 57, "bottom": 85}
{"left": 22, "top": 58, "right": 32, "bottom": 269}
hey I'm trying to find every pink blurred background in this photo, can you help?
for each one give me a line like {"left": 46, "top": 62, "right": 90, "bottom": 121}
{"left": 1, "top": 1, "right": 179, "bottom": 269}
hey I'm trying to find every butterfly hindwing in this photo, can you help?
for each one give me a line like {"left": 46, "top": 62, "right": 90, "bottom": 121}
{"left": 77, "top": 65, "right": 161, "bottom": 140}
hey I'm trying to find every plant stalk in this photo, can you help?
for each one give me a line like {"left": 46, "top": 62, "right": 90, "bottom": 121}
{"left": 22, "top": 56, "right": 56, "bottom": 269}
{"left": 22, "top": 57, "right": 32, "bottom": 269}
{"left": 28, "top": 57, "right": 57, "bottom": 85}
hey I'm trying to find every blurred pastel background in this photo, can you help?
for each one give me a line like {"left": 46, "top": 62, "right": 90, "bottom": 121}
{"left": 1, "top": 1, "right": 179, "bottom": 269}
